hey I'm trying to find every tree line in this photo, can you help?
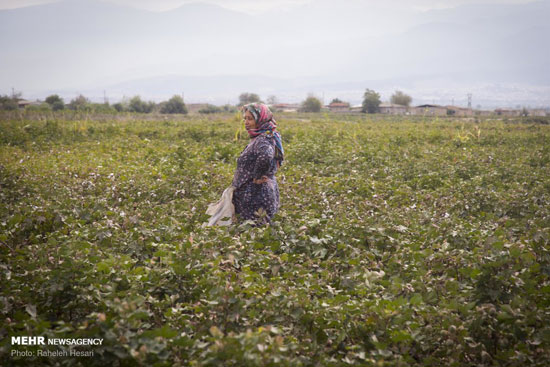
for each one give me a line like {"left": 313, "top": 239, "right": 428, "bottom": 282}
{"left": 238, "top": 90, "right": 412, "bottom": 113}
{"left": 362, "top": 89, "right": 412, "bottom": 113}
{"left": 0, "top": 89, "right": 413, "bottom": 114}
{"left": 0, "top": 94, "right": 189, "bottom": 114}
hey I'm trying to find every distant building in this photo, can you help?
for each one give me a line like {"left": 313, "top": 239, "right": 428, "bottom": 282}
{"left": 272, "top": 103, "right": 300, "bottom": 113}
{"left": 17, "top": 99, "right": 32, "bottom": 109}
{"left": 528, "top": 109, "right": 547, "bottom": 117}
{"left": 326, "top": 102, "right": 350, "bottom": 113}
{"left": 446, "top": 106, "right": 473, "bottom": 117}
{"left": 495, "top": 108, "right": 521, "bottom": 117}
{"left": 379, "top": 103, "right": 408, "bottom": 115}
{"left": 350, "top": 105, "right": 363, "bottom": 113}
{"left": 412, "top": 104, "right": 447, "bottom": 116}
{"left": 475, "top": 110, "right": 493, "bottom": 116}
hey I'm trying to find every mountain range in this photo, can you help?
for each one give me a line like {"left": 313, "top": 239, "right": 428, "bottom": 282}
{"left": 1, "top": 0, "right": 549, "bottom": 107}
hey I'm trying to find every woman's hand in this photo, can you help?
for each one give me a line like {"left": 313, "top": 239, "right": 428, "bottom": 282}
{"left": 253, "top": 176, "right": 269, "bottom": 185}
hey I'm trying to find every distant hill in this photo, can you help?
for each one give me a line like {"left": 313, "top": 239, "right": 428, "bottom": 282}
{"left": 1, "top": 0, "right": 549, "bottom": 107}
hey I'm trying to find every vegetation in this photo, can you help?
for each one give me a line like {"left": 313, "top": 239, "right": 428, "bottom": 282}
{"left": 0, "top": 95, "right": 18, "bottom": 110}
{"left": 362, "top": 89, "right": 381, "bottom": 113}
{"left": 1, "top": 112, "right": 550, "bottom": 366}
{"left": 300, "top": 96, "right": 322, "bottom": 112}
{"left": 128, "top": 96, "right": 156, "bottom": 114}
{"left": 199, "top": 104, "right": 223, "bottom": 114}
{"left": 160, "top": 95, "right": 187, "bottom": 115}
{"left": 113, "top": 103, "right": 125, "bottom": 112}
{"left": 390, "top": 90, "right": 412, "bottom": 107}
{"left": 89, "top": 103, "right": 118, "bottom": 114}
{"left": 68, "top": 95, "right": 91, "bottom": 111}
{"left": 239, "top": 93, "right": 261, "bottom": 106}
{"left": 267, "top": 95, "right": 278, "bottom": 105}
{"left": 197, "top": 105, "right": 238, "bottom": 114}
{"left": 24, "top": 103, "right": 52, "bottom": 113}
{"left": 221, "top": 104, "right": 238, "bottom": 113}
{"left": 45, "top": 94, "right": 65, "bottom": 111}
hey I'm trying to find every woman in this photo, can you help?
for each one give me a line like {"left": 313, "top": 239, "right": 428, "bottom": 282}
{"left": 231, "top": 103, "right": 284, "bottom": 226}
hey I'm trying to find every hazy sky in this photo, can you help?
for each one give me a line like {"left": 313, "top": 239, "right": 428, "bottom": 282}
{"left": 1, "top": 0, "right": 547, "bottom": 106}
{"left": 0, "top": 0, "right": 538, "bottom": 13}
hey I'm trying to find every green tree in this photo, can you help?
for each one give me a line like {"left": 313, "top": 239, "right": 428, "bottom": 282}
{"left": 390, "top": 90, "right": 412, "bottom": 107}
{"left": 330, "top": 98, "right": 343, "bottom": 104}
{"left": 239, "top": 93, "right": 261, "bottom": 105}
{"left": 113, "top": 103, "right": 125, "bottom": 112}
{"left": 300, "top": 95, "right": 322, "bottom": 112}
{"left": 68, "top": 95, "right": 90, "bottom": 111}
{"left": 0, "top": 95, "right": 18, "bottom": 110}
{"left": 222, "top": 104, "right": 237, "bottom": 113}
{"left": 45, "top": 94, "right": 65, "bottom": 111}
{"left": 362, "top": 89, "right": 381, "bottom": 113}
{"left": 128, "top": 96, "right": 155, "bottom": 113}
{"left": 160, "top": 95, "right": 187, "bottom": 114}
{"left": 89, "top": 103, "right": 116, "bottom": 114}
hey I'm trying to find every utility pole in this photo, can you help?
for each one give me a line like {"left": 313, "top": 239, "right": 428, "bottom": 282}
{"left": 467, "top": 93, "right": 472, "bottom": 109}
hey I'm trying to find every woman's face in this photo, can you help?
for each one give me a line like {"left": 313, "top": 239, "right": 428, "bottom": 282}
{"left": 244, "top": 110, "right": 257, "bottom": 130}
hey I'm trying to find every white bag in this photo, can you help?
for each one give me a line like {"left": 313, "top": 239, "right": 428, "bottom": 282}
{"left": 205, "top": 186, "right": 235, "bottom": 226}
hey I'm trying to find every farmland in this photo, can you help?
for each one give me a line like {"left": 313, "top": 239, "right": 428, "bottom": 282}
{"left": 1, "top": 112, "right": 550, "bottom": 366}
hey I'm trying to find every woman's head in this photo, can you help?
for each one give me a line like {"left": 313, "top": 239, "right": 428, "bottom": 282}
{"left": 241, "top": 103, "right": 274, "bottom": 131}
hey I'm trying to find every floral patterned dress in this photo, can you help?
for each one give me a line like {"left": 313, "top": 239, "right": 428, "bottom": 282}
{"left": 232, "top": 132, "right": 280, "bottom": 225}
